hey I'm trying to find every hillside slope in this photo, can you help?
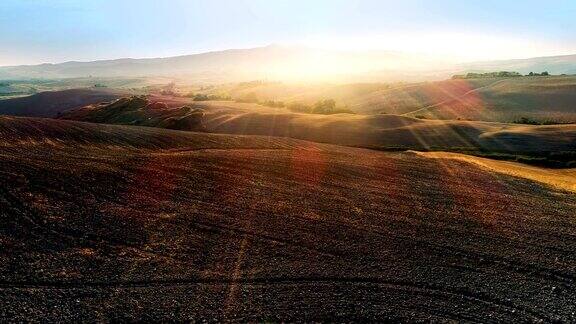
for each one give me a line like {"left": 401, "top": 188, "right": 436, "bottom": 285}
{"left": 1, "top": 116, "right": 575, "bottom": 321}
{"left": 5, "top": 73, "right": 575, "bottom": 123}
{"left": 405, "top": 75, "right": 576, "bottom": 123}
{"left": 0, "top": 88, "right": 126, "bottom": 118}
{"left": 217, "top": 78, "right": 501, "bottom": 115}
{"left": 204, "top": 76, "right": 576, "bottom": 122}
{"left": 61, "top": 97, "right": 576, "bottom": 155}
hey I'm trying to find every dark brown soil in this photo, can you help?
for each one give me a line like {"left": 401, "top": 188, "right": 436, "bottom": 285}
{"left": 0, "top": 89, "right": 127, "bottom": 118}
{"left": 1, "top": 116, "right": 576, "bottom": 322}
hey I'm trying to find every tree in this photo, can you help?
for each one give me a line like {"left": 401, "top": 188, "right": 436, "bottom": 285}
{"left": 312, "top": 99, "right": 336, "bottom": 114}
{"left": 161, "top": 82, "right": 177, "bottom": 96}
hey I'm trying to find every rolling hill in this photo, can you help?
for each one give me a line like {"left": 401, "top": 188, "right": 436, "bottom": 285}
{"left": 404, "top": 75, "right": 576, "bottom": 123}
{"left": 2, "top": 72, "right": 575, "bottom": 124}
{"left": 0, "top": 88, "right": 127, "bottom": 118}
{"left": 210, "top": 78, "right": 501, "bottom": 115}
{"left": 208, "top": 76, "right": 576, "bottom": 123}
{"left": 1, "top": 116, "right": 576, "bottom": 321}
{"left": 60, "top": 97, "right": 576, "bottom": 159}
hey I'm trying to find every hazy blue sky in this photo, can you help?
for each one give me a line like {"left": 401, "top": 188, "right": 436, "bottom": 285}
{"left": 1, "top": 0, "right": 575, "bottom": 65}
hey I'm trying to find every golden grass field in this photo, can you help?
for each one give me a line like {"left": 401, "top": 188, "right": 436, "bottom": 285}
{"left": 414, "top": 151, "right": 576, "bottom": 193}
{"left": 196, "top": 76, "right": 576, "bottom": 122}
{"left": 404, "top": 76, "right": 576, "bottom": 123}
{"left": 61, "top": 98, "right": 576, "bottom": 155}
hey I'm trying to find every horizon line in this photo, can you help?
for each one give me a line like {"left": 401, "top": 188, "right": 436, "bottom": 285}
{"left": 1, "top": 44, "right": 576, "bottom": 69}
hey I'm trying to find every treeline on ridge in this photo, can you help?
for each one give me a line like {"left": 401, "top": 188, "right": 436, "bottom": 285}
{"left": 236, "top": 92, "right": 355, "bottom": 115}
{"left": 452, "top": 71, "right": 552, "bottom": 79}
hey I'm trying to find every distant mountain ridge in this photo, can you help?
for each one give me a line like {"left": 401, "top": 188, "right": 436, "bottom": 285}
{"left": 461, "top": 54, "right": 576, "bottom": 75}
{"left": 0, "top": 45, "right": 426, "bottom": 82}
{"left": 0, "top": 45, "right": 575, "bottom": 82}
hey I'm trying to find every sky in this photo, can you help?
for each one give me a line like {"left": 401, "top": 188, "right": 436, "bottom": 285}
{"left": 1, "top": 0, "right": 575, "bottom": 66}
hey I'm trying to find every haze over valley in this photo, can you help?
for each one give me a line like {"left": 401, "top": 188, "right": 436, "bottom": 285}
{"left": 2, "top": 45, "right": 576, "bottom": 83}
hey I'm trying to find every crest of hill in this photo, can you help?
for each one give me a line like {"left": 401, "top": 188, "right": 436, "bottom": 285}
{"left": 0, "top": 88, "right": 127, "bottom": 118}
{"left": 218, "top": 75, "right": 576, "bottom": 123}
{"left": 0, "top": 115, "right": 304, "bottom": 151}
{"left": 1, "top": 114, "right": 576, "bottom": 322}
{"left": 61, "top": 98, "right": 576, "bottom": 156}
{"left": 404, "top": 75, "right": 576, "bottom": 123}
{"left": 61, "top": 95, "right": 207, "bottom": 131}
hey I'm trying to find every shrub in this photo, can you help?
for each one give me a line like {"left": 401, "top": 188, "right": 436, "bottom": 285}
{"left": 187, "top": 93, "right": 231, "bottom": 101}
{"left": 452, "top": 71, "right": 521, "bottom": 79}
{"left": 286, "top": 99, "right": 353, "bottom": 114}
{"left": 160, "top": 82, "right": 177, "bottom": 96}
{"left": 527, "top": 71, "right": 550, "bottom": 77}
{"left": 511, "top": 117, "right": 562, "bottom": 125}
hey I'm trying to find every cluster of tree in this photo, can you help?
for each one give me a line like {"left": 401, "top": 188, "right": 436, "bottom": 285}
{"left": 312, "top": 99, "right": 337, "bottom": 114}
{"left": 160, "top": 82, "right": 177, "bottom": 96}
{"left": 511, "top": 116, "right": 565, "bottom": 125}
{"left": 286, "top": 99, "right": 355, "bottom": 115}
{"left": 187, "top": 93, "right": 231, "bottom": 101}
{"left": 234, "top": 93, "right": 354, "bottom": 115}
{"left": 452, "top": 71, "right": 522, "bottom": 79}
{"left": 452, "top": 71, "right": 555, "bottom": 79}
{"left": 509, "top": 153, "right": 576, "bottom": 168}
{"left": 234, "top": 80, "right": 281, "bottom": 90}
{"left": 462, "top": 150, "right": 576, "bottom": 169}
